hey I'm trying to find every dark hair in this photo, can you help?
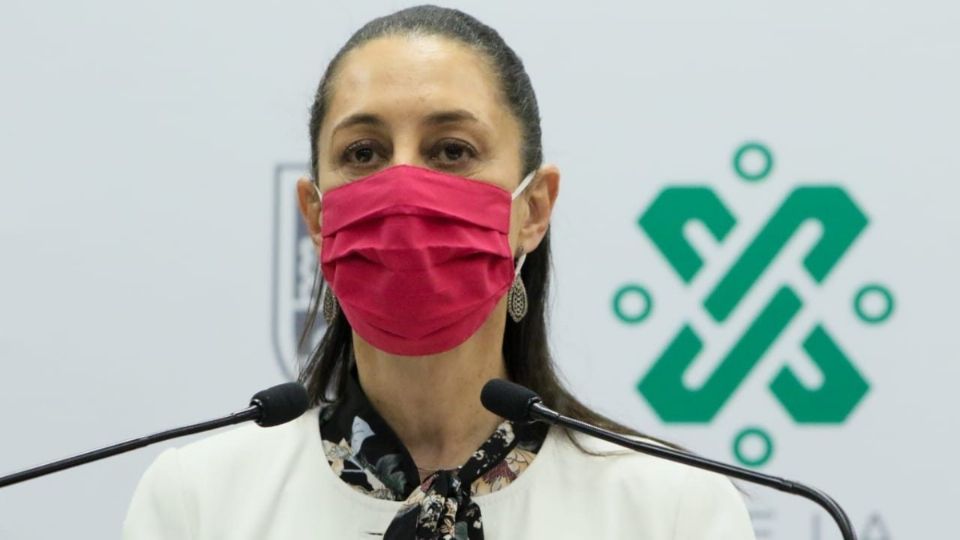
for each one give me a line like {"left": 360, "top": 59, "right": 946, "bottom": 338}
{"left": 299, "top": 5, "right": 643, "bottom": 443}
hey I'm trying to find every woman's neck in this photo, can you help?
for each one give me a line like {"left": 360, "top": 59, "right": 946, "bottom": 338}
{"left": 353, "top": 303, "right": 509, "bottom": 473}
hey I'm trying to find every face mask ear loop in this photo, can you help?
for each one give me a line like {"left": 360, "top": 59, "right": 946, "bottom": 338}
{"left": 511, "top": 170, "right": 535, "bottom": 277}
{"left": 313, "top": 182, "right": 323, "bottom": 204}
{"left": 511, "top": 169, "right": 538, "bottom": 200}
{"left": 514, "top": 252, "right": 527, "bottom": 278}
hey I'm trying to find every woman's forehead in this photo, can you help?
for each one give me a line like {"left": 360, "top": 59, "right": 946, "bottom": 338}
{"left": 322, "top": 35, "right": 515, "bottom": 136}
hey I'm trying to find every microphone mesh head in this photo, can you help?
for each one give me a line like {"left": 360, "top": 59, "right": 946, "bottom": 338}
{"left": 250, "top": 382, "right": 310, "bottom": 427}
{"left": 480, "top": 379, "right": 540, "bottom": 422}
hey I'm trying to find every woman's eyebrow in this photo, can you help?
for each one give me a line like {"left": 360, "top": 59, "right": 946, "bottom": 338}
{"left": 422, "top": 109, "right": 481, "bottom": 126}
{"left": 331, "top": 113, "right": 386, "bottom": 137}
{"left": 331, "top": 109, "right": 484, "bottom": 138}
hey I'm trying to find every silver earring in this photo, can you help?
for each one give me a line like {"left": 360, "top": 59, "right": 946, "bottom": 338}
{"left": 322, "top": 282, "right": 339, "bottom": 324}
{"left": 508, "top": 251, "right": 528, "bottom": 323}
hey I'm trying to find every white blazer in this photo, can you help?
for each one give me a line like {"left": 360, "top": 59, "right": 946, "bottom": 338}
{"left": 123, "top": 407, "right": 756, "bottom": 539}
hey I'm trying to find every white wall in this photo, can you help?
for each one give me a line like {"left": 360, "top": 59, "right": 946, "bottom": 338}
{"left": 1, "top": 1, "right": 956, "bottom": 538}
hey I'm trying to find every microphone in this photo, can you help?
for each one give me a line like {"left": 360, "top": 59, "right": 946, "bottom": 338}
{"left": 481, "top": 379, "right": 857, "bottom": 540}
{"left": 0, "top": 382, "right": 309, "bottom": 489}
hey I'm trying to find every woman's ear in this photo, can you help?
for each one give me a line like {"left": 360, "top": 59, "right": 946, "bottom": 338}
{"left": 296, "top": 178, "right": 323, "bottom": 251}
{"left": 518, "top": 164, "right": 560, "bottom": 255}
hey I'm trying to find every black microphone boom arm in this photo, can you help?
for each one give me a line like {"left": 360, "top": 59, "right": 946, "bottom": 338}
{"left": 528, "top": 402, "right": 857, "bottom": 540}
{"left": 0, "top": 382, "right": 308, "bottom": 490}
{"left": 0, "top": 407, "right": 259, "bottom": 489}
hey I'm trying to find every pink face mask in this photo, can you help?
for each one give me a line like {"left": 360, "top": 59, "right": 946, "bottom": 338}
{"left": 317, "top": 164, "right": 535, "bottom": 356}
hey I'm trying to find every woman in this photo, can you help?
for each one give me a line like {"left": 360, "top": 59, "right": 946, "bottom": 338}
{"left": 124, "top": 5, "right": 755, "bottom": 539}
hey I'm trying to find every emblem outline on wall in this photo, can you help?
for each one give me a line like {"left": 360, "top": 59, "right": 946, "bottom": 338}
{"left": 271, "top": 162, "right": 326, "bottom": 380}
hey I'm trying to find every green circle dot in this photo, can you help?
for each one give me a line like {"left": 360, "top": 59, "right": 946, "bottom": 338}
{"left": 612, "top": 284, "right": 653, "bottom": 324}
{"left": 733, "top": 142, "right": 774, "bottom": 182}
{"left": 732, "top": 427, "right": 774, "bottom": 468}
{"left": 854, "top": 284, "right": 895, "bottom": 324}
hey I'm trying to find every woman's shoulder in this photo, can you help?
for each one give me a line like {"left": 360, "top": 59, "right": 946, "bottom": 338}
{"left": 131, "top": 405, "right": 324, "bottom": 496}
{"left": 170, "top": 405, "right": 322, "bottom": 468}
{"left": 547, "top": 428, "right": 739, "bottom": 494}
{"left": 123, "top": 407, "right": 328, "bottom": 539}
{"left": 541, "top": 429, "right": 755, "bottom": 538}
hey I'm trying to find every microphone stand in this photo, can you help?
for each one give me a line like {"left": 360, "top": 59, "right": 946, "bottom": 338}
{"left": 0, "top": 406, "right": 259, "bottom": 489}
{"left": 529, "top": 403, "right": 857, "bottom": 540}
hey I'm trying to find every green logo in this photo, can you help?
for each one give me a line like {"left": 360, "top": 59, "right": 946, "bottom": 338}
{"left": 615, "top": 142, "right": 895, "bottom": 467}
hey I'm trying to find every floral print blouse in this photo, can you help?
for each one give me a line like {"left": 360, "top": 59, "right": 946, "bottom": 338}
{"left": 319, "top": 371, "right": 549, "bottom": 539}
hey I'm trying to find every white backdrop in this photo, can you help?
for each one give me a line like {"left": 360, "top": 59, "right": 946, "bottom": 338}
{"left": 1, "top": 1, "right": 957, "bottom": 538}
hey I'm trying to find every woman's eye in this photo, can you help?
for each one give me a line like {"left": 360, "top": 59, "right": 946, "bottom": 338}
{"left": 441, "top": 143, "right": 464, "bottom": 161}
{"left": 431, "top": 140, "right": 476, "bottom": 167}
{"left": 353, "top": 147, "right": 375, "bottom": 163}
{"left": 341, "top": 141, "right": 385, "bottom": 168}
